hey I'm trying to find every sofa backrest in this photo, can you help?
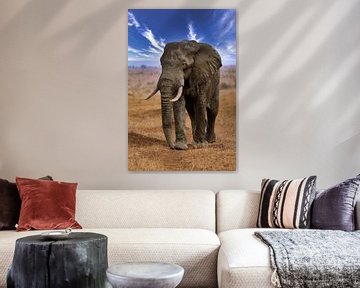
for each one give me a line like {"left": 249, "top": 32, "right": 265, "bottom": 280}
{"left": 76, "top": 190, "right": 216, "bottom": 231}
{"left": 216, "top": 190, "right": 260, "bottom": 233}
{"left": 217, "top": 190, "right": 360, "bottom": 233}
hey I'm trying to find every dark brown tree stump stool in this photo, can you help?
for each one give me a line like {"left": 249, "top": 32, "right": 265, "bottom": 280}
{"left": 7, "top": 232, "right": 108, "bottom": 288}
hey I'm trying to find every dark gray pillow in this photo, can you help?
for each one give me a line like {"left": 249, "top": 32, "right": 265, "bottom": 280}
{"left": 311, "top": 174, "right": 360, "bottom": 231}
{"left": 0, "top": 179, "right": 20, "bottom": 230}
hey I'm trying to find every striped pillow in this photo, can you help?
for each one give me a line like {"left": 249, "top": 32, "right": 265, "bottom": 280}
{"left": 257, "top": 176, "right": 317, "bottom": 229}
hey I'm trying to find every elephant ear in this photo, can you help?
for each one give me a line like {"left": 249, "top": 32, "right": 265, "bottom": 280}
{"left": 191, "top": 43, "right": 222, "bottom": 85}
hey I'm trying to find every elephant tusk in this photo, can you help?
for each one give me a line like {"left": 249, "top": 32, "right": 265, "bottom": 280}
{"left": 144, "top": 88, "right": 159, "bottom": 100}
{"left": 170, "top": 86, "right": 183, "bottom": 102}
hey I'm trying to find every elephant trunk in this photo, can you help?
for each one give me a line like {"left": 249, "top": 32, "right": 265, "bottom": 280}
{"left": 157, "top": 69, "right": 184, "bottom": 149}
{"left": 160, "top": 89, "right": 174, "bottom": 149}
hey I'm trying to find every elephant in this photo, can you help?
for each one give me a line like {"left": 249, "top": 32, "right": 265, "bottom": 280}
{"left": 145, "top": 40, "right": 222, "bottom": 150}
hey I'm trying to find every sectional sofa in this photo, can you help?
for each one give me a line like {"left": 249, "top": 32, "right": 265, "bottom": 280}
{"left": 0, "top": 189, "right": 359, "bottom": 288}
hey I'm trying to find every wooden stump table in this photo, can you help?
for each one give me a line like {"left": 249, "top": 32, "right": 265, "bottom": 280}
{"left": 7, "top": 232, "right": 108, "bottom": 288}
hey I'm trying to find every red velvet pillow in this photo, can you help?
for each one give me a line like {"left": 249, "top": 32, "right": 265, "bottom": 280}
{"left": 16, "top": 177, "right": 82, "bottom": 231}
{"left": 0, "top": 176, "right": 53, "bottom": 230}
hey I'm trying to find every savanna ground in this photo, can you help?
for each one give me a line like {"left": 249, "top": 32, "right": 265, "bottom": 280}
{"left": 128, "top": 66, "right": 236, "bottom": 171}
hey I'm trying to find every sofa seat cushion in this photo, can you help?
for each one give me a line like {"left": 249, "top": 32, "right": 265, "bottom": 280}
{"left": 218, "top": 228, "right": 281, "bottom": 288}
{"left": 101, "top": 228, "right": 220, "bottom": 288}
{"left": 0, "top": 228, "right": 219, "bottom": 288}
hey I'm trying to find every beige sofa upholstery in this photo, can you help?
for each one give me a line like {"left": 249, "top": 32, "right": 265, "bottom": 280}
{"left": 2, "top": 189, "right": 359, "bottom": 288}
{"left": 216, "top": 189, "right": 260, "bottom": 233}
{"left": 217, "top": 229, "right": 273, "bottom": 288}
{"left": 216, "top": 190, "right": 360, "bottom": 288}
{"left": 76, "top": 190, "right": 216, "bottom": 230}
{"left": 0, "top": 190, "right": 219, "bottom": 288}
{"left": 216, "top": 190, "right": 273, "bottom": 288}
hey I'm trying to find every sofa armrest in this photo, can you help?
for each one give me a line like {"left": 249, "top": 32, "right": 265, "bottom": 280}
{"left": 356, "top": 200, "right": 360, "bottom": 230}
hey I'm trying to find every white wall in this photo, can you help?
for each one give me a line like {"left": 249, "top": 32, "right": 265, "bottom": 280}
{"left": 0, "top": 0, "right": 359, "bottom": 191}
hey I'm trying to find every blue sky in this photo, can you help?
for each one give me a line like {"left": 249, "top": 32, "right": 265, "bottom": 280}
{"left": 128, "top": 9, "right": 236, "bottom": 67}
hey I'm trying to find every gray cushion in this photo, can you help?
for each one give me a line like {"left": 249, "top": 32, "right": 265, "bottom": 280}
{"left": 311, "top": 174, "right": 360, "bottom": 231}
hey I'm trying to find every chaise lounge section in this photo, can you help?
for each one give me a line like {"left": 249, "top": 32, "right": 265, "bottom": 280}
{"left": 216, "top": 189, "right": 360, "bottom": 288}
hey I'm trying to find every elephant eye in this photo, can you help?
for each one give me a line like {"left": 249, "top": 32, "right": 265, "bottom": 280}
{"left": 182, "top": 62, "right": 187, "bottom": 68}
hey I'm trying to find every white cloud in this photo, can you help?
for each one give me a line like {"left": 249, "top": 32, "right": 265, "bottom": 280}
{"left": 217, "top": 10, "right": 236, "bottom": 38}
{"left": 128, "top": 46, "right": 151, "bottom": 58}
{"left": 159, "top": 38, "right": 166, "bottom": 47}
{"left": 218, "top": 11, "right": 231, "bottom": 27}
{"left": 138, "top": 53, "right": 151, "bottom": 58}
{"left": 128, "top": 26, "right": 165, "bottom": 62}
{"left": 141, "top": 27, "right": 165, "bottom": 52}
{"left": 187, "top": 23, "right": 202, "bottom": 42}
{"left": 222, "top": 18, "right": 235, "bottom": 37}
{"left": 226, "top": 42, "right": 236, "bottom": 54}
{"left": 147, "top": 46, "right": 162, "bottom": 54}
{"left": 128, "top": 12, "right": 140, "bottom": 28}
{"left": 128, "top": 46, "right": 141, "bottom": 53}
{"left": 216, "top": 40, "right": 236, "bottom": 65}
{"left": 128, "top": 13, "right": 166, "bottom": 64}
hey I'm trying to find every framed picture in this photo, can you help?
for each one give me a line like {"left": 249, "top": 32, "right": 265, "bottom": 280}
{"left": 128, "top": 9, "right": 236, "bottom": 171}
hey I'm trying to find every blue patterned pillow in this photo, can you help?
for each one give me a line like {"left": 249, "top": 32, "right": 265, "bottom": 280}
{"left": 311, "top": 174, "right": 360, "bottom": 231}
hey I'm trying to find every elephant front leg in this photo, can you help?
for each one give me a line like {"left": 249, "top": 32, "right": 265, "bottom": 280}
{"left": 193, "top": 96, "right": 208, "bottom": 148}
{"left": 173, "top": 96, "right": 188, "bottom": 150}
{"left": 185, "top": 98, "right": 196, "bottom": 140}
{"left": 206, "top": 89, "right": 219, "bottom": 143}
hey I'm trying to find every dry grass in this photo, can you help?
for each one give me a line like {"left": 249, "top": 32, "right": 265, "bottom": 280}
{"left": 128, "top": 66, "right": 236, "bottom": 171}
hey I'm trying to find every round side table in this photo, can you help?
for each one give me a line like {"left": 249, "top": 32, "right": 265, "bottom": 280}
{"left": 106, "top": 262, "right": 184, "bottom": 288}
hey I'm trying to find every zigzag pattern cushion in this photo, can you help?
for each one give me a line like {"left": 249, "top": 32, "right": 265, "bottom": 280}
{"left": 257, "top": 176, "right": 316, "bottom": 229}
